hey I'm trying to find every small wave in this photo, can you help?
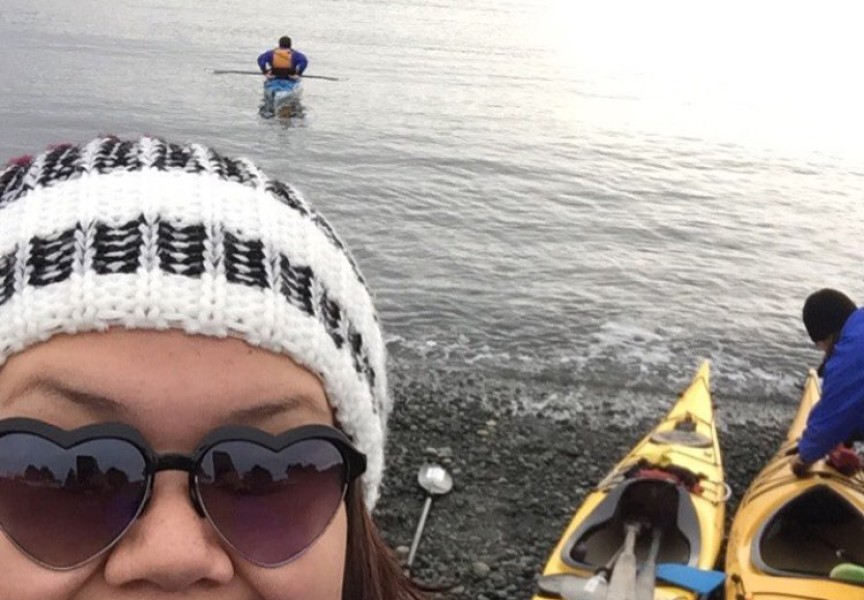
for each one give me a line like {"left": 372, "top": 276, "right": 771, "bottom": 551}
{"left": 386, "top": 319, "right": 807, "bottom": 415}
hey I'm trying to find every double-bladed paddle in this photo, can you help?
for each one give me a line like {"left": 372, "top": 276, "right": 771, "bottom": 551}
{"left": 536, "top": 543, "right": 625, "bottom": 600}
{"left": 607, "top": 522, "right": 640, "bottom": 600}
{"left": 212, "top": 69, "right": 341, "bottom": 81}
{"left": 635, "top": 528, "right": 662, "bottom": 600}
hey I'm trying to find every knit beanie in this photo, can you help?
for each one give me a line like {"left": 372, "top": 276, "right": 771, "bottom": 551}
{"left": 0, "top": 137, "right": 389, "bottom": 508}
{"left": 802, "top": 288, "right": 857, "bottom": 343}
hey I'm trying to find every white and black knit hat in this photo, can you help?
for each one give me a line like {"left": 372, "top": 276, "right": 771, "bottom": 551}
{"left": 0, "top": 137, "right": 390, "bottom": 508}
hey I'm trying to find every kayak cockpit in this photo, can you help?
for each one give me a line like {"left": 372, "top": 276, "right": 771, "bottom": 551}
{"left": 753, "top": 484, "right": 864, "bottom": 577}
{"left": 561, "top": 478, "right": 701, "bottom": 569}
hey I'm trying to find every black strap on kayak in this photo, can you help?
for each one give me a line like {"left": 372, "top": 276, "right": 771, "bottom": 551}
{"left": 729, "top": 573, "right": 748, "bottom": 600}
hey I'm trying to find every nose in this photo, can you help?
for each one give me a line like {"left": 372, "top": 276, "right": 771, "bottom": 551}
{"left": 103, "top": 472, "right": 234, "bottom": 591}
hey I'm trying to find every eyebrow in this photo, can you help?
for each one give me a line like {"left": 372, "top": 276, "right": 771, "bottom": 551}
{"left": 7, "top": 376, "right": 133, "bottom": 419}
{"left": 6, "top": 376, "right": 330, "bottom": 424}
{"left": 225, "top": 395, "right": 331, "bottom": 423}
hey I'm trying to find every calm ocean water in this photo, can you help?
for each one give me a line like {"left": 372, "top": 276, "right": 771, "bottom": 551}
{"left": 2, "top": 1, "right": 862, "bottom": 421}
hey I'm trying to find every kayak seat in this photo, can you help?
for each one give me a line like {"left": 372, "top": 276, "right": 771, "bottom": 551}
{"left": 754, "top": 485, "right": 864, "bottom": 578}
{"left": 561, "top": 478, "right": 701, "bottom": 570}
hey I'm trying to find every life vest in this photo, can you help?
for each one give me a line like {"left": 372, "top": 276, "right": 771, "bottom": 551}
{"left": 270, "top": 48, "right": 296, "bottom": 78}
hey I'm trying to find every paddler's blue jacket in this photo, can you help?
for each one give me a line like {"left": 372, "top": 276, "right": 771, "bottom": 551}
{"left": 257, "top": 48, "right": 308, "bottom": 77}
{"left": 798, "top": 307, "right": 864, "bottom": 463}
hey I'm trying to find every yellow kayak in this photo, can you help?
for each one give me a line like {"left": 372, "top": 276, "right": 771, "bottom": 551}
{"left": 533, "top": 361, "right": 726, "bottom": 600}
{"left": 725, "top": 370, "right": 864, "bottom": 599}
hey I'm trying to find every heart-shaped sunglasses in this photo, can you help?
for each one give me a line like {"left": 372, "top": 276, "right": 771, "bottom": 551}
{"left": 0, "top": 418, "right": 366, "bottom": 569}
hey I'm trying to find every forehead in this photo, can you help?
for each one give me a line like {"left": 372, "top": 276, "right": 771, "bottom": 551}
{"left": 0, "top": 330, "right": 333, "bottom": 447}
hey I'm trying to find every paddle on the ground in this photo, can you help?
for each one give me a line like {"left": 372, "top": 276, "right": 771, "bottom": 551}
{"left": 607, "top": 522, "right": 640, "bottom": 600}
{"left": 635, "top": 528, "right": 662, "bottom": 600}
{"left": 212, "top": 69, "right": 341, "bottom": 81}
{"left": 406, "top": 464, "right": 453, "bottom": 570}
{"left": 655, "top": 563, "right": 725, "bottom": 595}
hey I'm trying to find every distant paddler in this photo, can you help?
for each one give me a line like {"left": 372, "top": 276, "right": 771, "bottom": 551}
{"left": 257, "top": 35, "right": 308, "bottom": 117}
{"left": 257, "top": 35, "right": 309, "bottom": 80}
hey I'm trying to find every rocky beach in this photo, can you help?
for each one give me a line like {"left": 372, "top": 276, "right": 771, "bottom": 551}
{"left": 375, "top": 368, "right": 791, "bottom": 600}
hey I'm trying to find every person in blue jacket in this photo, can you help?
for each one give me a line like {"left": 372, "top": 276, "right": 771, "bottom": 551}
{"left": 258, "top": 36, "right": 308, "bottom": 79}
{"left": 792, "top": 288, "right": 864, "bottom": 476}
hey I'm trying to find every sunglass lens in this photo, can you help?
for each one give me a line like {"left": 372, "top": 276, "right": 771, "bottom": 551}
{"left": 197, "top": 439, "right": 346, "bottom": 566}
{"left": 0, "top": 434, "right": 148, "bottom": 568}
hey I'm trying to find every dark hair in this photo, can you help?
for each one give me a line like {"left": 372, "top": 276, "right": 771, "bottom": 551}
{"left": 802, "top": 288, "right": 857, "bottom": 343}
{"left": 278, "top": 36, "right": 292, "bottom": 49}
{"left": 343, "top": 481, "right": 427, "bottom": 600}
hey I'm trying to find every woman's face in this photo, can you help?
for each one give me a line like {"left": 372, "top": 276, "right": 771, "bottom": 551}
{"left": 0, "top": 329, "right": 347, "bottom": 600}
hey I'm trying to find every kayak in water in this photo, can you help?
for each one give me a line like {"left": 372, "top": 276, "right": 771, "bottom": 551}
{"left": 260, "top": 78, "right": 303, "bottom": 119}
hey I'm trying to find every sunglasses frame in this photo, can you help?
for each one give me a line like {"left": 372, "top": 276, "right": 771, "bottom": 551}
{"left": 0, "top": 417, "right": 366, "bottom": 570}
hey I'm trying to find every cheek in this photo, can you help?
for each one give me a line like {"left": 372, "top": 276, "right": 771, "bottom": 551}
{"left": 0, "top": 535, "right": 95, "bottom": 599}
{"left": 238, "top": 505, "right": 348, "bottom": 600}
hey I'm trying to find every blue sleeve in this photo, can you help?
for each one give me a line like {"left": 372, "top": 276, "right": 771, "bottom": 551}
{"left": 293, "top": 50, "right": 308, "bottom": 74}
{"left": 257, "top": 50, "right": 273, "bottom": 72}
{"left": 798, "top": 326, "right": 864, "bottom": 463}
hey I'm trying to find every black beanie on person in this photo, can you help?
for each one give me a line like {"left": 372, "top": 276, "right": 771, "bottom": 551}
{"left": 802, "top": 288, "right": 857, "bottom": 343}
